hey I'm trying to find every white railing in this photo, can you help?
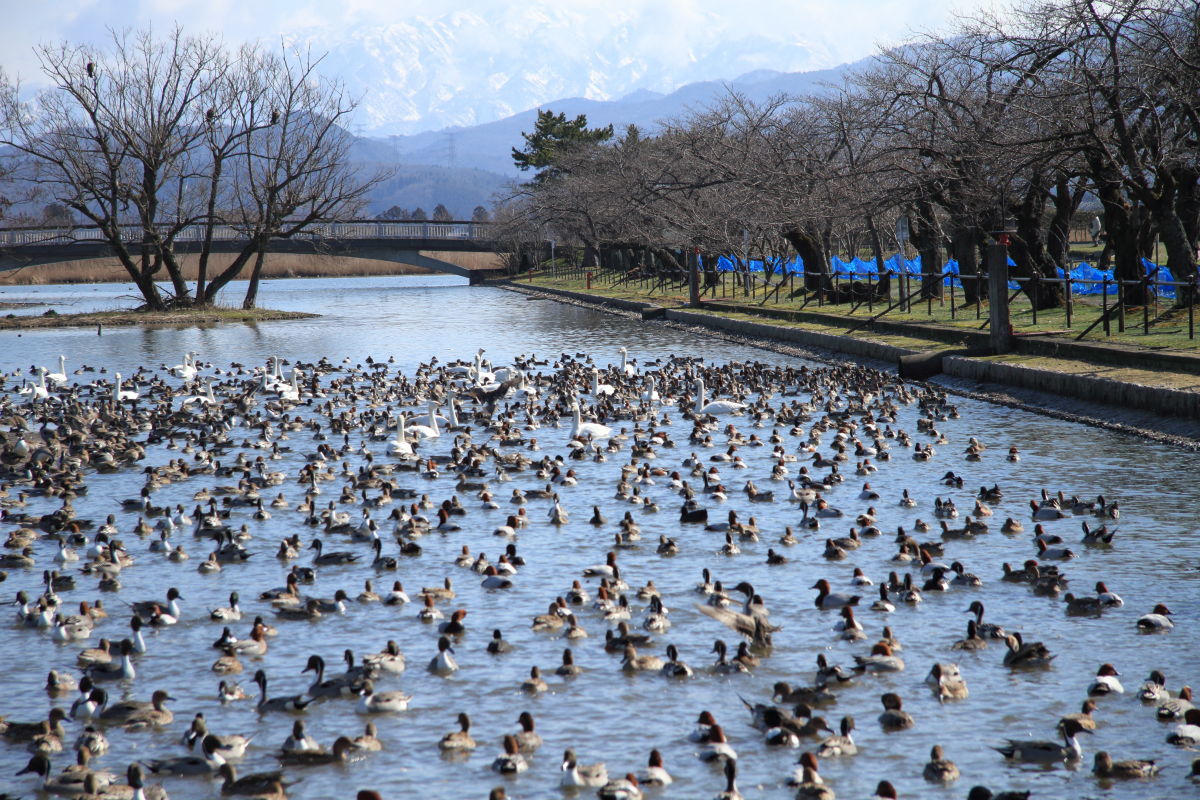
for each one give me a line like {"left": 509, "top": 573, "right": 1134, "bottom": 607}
{"left": 0, "top": 220, "right": 492, "bottom": 247}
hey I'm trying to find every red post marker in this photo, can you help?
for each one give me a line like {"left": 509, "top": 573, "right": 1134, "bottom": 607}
{"left": 586, "top": 271, "right": 593, "bottom": 290}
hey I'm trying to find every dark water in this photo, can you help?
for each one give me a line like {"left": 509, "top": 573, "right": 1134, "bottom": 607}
{"left": 1, "top": 276, "right": 1198, "bottom": 800}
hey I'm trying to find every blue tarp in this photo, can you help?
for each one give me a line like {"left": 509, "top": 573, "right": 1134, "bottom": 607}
{"left": 707, "top": 253, "right": 1186, "bottom": 297}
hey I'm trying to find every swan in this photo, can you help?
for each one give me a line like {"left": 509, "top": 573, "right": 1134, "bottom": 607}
{"left": 696, "top": 378, "right": 745, "bottom": 416}
{"left": 23, "top": 368, "right": 51, "bottom": 401}
{"left": 513, "top": 370, "right": 540, "bottom": 400}
{"left": 113, "top": 373, "right": 139, "bottom": 402}
{"left": 171, "top": 352, "right": 197, "bottom": 380}
{"left": 571, "top": 403, "right": 612, "bottom": 440}
{"left": 640, "top": 376, "right": 661, "bottom": 403}
{"left": 591, "top": 369, "right": 616, "bottom": 397}
{"left": 182, "top": 380, "right": 217, "bottom": 407}
{"left": 276, "top": 369, "right": 301, "bottom": 402}
{"left": 618, "top": 347, "right": 636, "bottom": 377}
{"left": 407, "top": 402, "right": 442, "bottom": 439}
{"left": 388, "top": 416, "right": 415, "bottom": 457}
{"left": 44, "top": 355, "right": 68, "bottom": 385}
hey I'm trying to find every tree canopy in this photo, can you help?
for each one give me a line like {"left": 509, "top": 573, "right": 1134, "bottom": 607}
{"left": 511, "top": 109, "right": 614, "bottom": 183}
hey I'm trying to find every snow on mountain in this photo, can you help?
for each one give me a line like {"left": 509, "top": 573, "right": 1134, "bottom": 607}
{"left": 290, "top": 5, "right": 838, "bottom": 136}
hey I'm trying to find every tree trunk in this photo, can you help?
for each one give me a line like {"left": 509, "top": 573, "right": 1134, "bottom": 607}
{"left": 242, "top": 250, "right": 268, "bottom": 309}
{"left": 953, "top": 224, "right": 984, "bottom": 305}
{"left": 863, "top": 216, "right": 890, "bottom": 299}
{"left": 1096, "top": 182, "right": 1148, "bottom": 306}
{"left": 1010, "top": 182, "right": 1064, "bottom": 309}
{"left": 202, "top": 241, "right": 260, "bottom": 305}
{"left": 1047, "top": 175, "right": 1083, "bottom": 270}
{"left": 782, "top": 226, "right": 827, "bottom": 292}
{"left": 912, "top": 200, "right": 944, "bottom": 299}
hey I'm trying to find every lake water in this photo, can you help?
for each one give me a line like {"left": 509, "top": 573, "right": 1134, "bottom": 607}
{"left": 2, "top": 275, "right": 1198, "bottom": 800}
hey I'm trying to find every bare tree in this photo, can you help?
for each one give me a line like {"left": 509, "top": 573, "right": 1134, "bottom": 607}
{"left": 0, "top": 29, "right": 386, "bottom": 311}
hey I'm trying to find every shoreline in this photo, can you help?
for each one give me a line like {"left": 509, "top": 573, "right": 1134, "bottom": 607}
{"left": 498, "top": 280, "right": 1200, "bottom": 450}
{"left": 0, "top": 307, "right": 317, "bottom": 329}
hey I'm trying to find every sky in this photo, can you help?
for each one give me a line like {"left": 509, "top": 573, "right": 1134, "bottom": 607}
{"left": 2, "top": 0, "right": 1005, "bottom": 132}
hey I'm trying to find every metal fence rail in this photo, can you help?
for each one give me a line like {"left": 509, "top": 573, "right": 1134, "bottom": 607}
{"left": 0, "top": 220, "right": 492, "bottom": 247}
{"left": 580, "top": 261, "right": 1200, "bottom": 340}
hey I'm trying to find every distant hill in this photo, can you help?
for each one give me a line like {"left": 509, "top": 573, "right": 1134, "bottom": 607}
{"left": 362, "top": 58, "right": 867, "bottom": 179}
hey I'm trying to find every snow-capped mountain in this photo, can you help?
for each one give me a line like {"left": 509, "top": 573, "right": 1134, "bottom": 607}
{"left": 289, "top": 5, "right": 839, "bottom": 135}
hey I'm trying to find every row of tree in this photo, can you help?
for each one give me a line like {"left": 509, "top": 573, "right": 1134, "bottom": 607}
{"left": 376, "top": 204, "right": 491, "bottom": 222}
{"left": 502, "top": 0, "right": 1200, "bottom": 308}
{"left": 0, "top": 28, "right": 385, "bottom": 309}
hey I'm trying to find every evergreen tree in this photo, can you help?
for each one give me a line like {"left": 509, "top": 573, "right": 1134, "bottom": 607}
{"left": 432, "top": 203, "right": 453, "bottom": 221}
{"left": 471, "top": 205, "right": 491, "bottom": 222}
{"left": 512, "top": 109, "right": 613, "bottom": 183}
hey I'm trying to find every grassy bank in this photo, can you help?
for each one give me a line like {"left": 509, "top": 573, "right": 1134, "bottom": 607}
{"left": 0, "top": 307, "right": 316, "bottom": 330}
{"left": 525, "top": 271, "right": 1200, "bottom": 353}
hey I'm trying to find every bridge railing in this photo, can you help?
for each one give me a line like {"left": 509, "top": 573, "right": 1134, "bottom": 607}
{"left": 0, "top": 220, "right": 492, "bottom": 247}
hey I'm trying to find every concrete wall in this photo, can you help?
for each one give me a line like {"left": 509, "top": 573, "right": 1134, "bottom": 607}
{"left": 942, "top": 356, "right": 1200, "bottom": 419}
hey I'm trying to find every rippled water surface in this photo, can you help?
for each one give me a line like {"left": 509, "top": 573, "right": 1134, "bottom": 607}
{"left": 2, "top": 276, "right": 1199, "bottom": 800}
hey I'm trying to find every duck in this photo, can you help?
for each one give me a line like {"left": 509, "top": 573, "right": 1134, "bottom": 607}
{"left": 253, "top": 670, "right": 313, "bottom": 713}
{"left": 1092, "top": 750, "right": 1161, "bottom": 779}
{"left": 1060, "top": 699, "right": 1100, "bottom": 731}
{"left": 811, "top": 579, "right": 859, "bottom": 609}
{"left": 1168, "top": 708, "right": 1200, "bottom": 746}
{"left": 923, "top": 744, "right": 960, "bottom": 782}
{"left": 1088, "top": 663, "right": 1124, "bottom": 695}
{"left": 639, "top": 749, "right": 672, "bottom": 786}
{"left": 514, "top": 712, "right": 542, "bottom": 753}
{"left": 561, "top": 748, "right": 608, "bottom": 788}
{"left": 492, "top": 734, "right": 529, "bottom": 774}
{"left": 428, "top": 636, "right": 458, "bottom": 676}
{"left": 275, "top": 736, "right": 356, "bottom": 766}
{"left": 439, "top": 712, "right": 477, "bottom": 750}
{"left": 144, "top": 733, "right": 226, "bottom": 775}
{"left": 994, "top": 718, "right": 1090, "bottom": 762}
{"left": 697, "top": 724, "right": 738, "bottom": 762}
{"left": 357, "top": 680, "right": 411, "bottom": 713}
{"left": 1003, "top": 633, "right": 1055, "bottom": 668}
{"left": 1137, "top": 603, "right": 1173, "bottom": 631}
{"left": 853, "top": 642, "right": 904, "bottom": 673}
{"left": 1137, "top": 670, "right": 1169, "bottom": 704}
{"left": 597, "top": 773, "right": 643, "bottom": 800}
{"left": 660, "top": 644, "right": 694, "bottom": 678}
{"left": 1156, "top": 686, "right": 1195, "bottom": 720}
{"left": 927, "top": 662, "right": 969, "bottom": 701}
{"left": 281, "top": 720, "right": 320, "bottom": 752}
{"left": 817, "top": 716, "right": 857, "bottom": 757}
{"left": 621, "top": 643, "right": 665, "bottom": 672}
{"left": 878, "top": 692, "right": 914, "bottom": 730}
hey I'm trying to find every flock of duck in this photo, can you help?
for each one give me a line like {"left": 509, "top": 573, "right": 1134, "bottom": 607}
{"left": 0, "top": 345, "right": 1196, "bottom": 800}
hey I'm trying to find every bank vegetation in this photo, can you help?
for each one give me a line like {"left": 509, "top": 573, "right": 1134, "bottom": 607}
{"left": 499, "top": 0, "right": 1200, "bottom": 310}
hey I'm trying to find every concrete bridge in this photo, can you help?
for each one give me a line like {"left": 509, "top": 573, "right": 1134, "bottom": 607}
{"left": 0, "top": 221, "right": 509, "bottom": 284}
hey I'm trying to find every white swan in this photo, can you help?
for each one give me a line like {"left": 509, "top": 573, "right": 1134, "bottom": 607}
{"left": 113, "top": 373, "right": 139, "bottom": 402}
{"left": 388, "top": 415, "right": 415, "bottom": 457}
{"left": 445, "top": 392, "right": 462, "bottom": 428}
{"left": 44, "top": 355, "right": 68, "bottom": 385}
{"left": 514, "top": 370, "right": 539, "bottom": 400}
{"left": 22, "top": 369, "right": 50, "bottom": 401}
{"left": 182, "top": 379, "right": 217, "bottom": 407}
{"left": 695, "top": 378, "right": 745, "bottom": 416}
{"left": 618, "top": 347, "right": 636, "bottom": 377}
{"left": 591, "top": 369, "right": 616, "bottom": 397}
{"left": 640, "top": 375, "right": 661, "bottom": 403}
{"left": 407, "top": 402, "right": 442, "bottom": 439}
{"left": 571, "top": 402, "right": 612, "bottom": 440}
{"left": 171, "top": 352, "right": 197, "bottom": 380}
{"left": 277, "top": 369, "right": 301, "bottom": 402}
